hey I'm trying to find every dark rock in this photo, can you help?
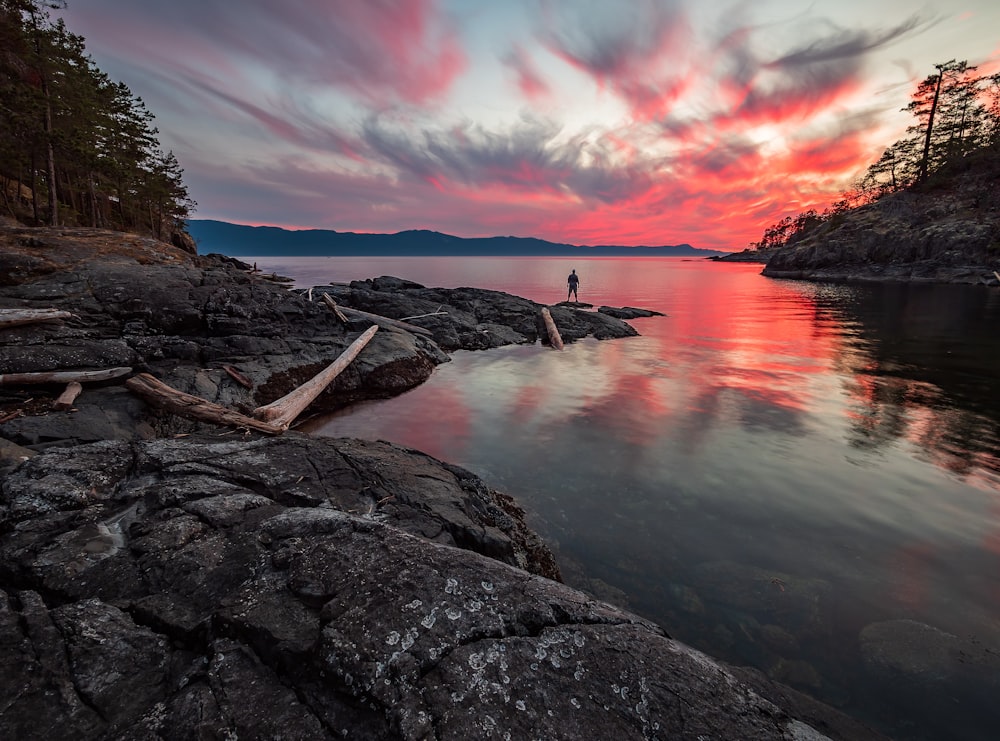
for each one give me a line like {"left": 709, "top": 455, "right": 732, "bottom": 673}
{"left": 859, "top": 619, "right": 1000, "bottom": 682}
{"left": 857, "top": 619, "right": 1000, "bottom": 740}
{"left": 170, "top": 229, "right": 198, "bottom": 255}
{"left": 546, "top": 303, "right": 640, "bottom": 342}
{"left": 598, "top": 306, "right": 666, "bottom": 319}
{"left": 0, "top": 436, "right": 864, "bottom": 740}
{"left": 0, "top": 227, "right": 879, "bottom": 738}
{"left": 0, "top": 249, "right": 445, "bottom": 445}
{"left": 319, "top": 276, "right": 641, "bottom": 350}
{"left": 760, "top": 155, "right": 1000, "bottom": 285}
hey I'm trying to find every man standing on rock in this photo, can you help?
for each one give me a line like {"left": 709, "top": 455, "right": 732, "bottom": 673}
{"left": 567, "top": 269, "right": 580, "bottom": 302}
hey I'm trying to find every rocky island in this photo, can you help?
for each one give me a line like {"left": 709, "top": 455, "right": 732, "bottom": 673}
{"left": 0, "top": 220, "right": 890, "bottom": 739}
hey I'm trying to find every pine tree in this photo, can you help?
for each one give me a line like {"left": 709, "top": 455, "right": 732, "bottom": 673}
{"left": 0, "top": 0, "right": 195, "bottom": 233}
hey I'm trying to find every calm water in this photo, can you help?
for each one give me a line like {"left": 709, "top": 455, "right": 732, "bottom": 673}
{"left": 259, "top": 255, "right": 1000, "bottom": 740}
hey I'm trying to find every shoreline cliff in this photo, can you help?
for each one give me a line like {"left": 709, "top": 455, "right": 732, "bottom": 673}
{"left": 716, "top": 151, "right": 1000, "bottom": 285}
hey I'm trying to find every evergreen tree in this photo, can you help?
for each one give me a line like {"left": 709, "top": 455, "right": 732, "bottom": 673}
{"left": 750, "top": 59, "right": 1000, "bottom": 252}
{"left": 0, "top": 0, "right": 195, "bottom": 232}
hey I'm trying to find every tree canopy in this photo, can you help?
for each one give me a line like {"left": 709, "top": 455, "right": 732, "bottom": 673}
{"left": 750, "top": 60, "right": 1000, "bottom": 252}
{"left": 0, "top": 0, "right": 194, "bottom": 237}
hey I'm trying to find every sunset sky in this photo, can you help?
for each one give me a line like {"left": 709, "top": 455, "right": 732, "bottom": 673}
{"left": 59, "top": 0, "right": 1000, "bottom": 251}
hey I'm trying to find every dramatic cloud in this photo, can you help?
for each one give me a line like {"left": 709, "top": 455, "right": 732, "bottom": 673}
{"left": 361, "top": 114, "right": 653, "bottom": 204}
{"left": 59, "top": 0, "right": 1000, "bottom": 250}
{"left": 503, "top": 44, "right": 551, "bottom": 100}
{"left": 538, "top": 0, "right": 694, "bottom": 119}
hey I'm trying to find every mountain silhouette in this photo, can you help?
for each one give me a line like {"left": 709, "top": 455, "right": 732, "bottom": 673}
{"left": 186, "top": 220, "right": 723, "bottom": 257}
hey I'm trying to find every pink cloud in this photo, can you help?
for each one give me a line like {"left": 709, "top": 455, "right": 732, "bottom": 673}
{"left": 503, "top": 44, "right": 551, "bottom": 100}
{"left": 62, "top": 0, "right": 467, "bottom": 107}
{"left": 540, "top": 1, "right": 694, "bottom": 120}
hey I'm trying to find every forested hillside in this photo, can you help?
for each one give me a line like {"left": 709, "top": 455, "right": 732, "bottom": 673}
{"left": 745, "top": 60, "right": 1000, "bottom": 271}
{"left": 0, "top": 0, "right": 193, "bottom": 239}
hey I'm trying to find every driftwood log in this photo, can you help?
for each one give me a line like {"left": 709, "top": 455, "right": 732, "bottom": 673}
{"left": 253, "top": 325, "right": 378, "bottom": 429}
{"left": 52, "top": 382, "right": 83, "bottom": 411}
{"left": 321, "top": 294, "right": 350, "bottom": 324}
{"left": 222, "top": 364, "right": 254, "bottom": 389}
{"left": 540, "top": 307, "right": 564, "bottom": 350}
{"left": 125, "top": 373, "right": 284, "bottom": 435}
{"left": 0, "top": 308, "right": 75, "bottom": 330}
{"left": 331, "top": 304, "right": 434, "bottom": 337}
{"left": 0, "top": 367, "right": 133, "bottom": 385}
{"left": 400, "top": 310, "right": 448, "bottom": 321}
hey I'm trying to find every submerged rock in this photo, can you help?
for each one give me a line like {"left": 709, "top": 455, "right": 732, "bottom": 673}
{"left": 598, "top": 306, "right": 666, "bottom": 319}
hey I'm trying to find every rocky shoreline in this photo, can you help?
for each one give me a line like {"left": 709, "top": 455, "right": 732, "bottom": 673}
{"left": 0, "top": 223, "right": 884, "bottom": 739}
{"left": 711, "top": 153, "right": 1000, "bottom": 286}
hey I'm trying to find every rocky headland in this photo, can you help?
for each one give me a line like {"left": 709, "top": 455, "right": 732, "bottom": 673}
{"left": 720, "top": 152, "right": 1000, "bottom": 285}
{"left": 0, "top": 220, "right": 884, "bottom": 739}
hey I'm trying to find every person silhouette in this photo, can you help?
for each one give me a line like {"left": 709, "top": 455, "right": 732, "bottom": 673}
{"left": 567, "top": 269, "right": 580, "bottom": 301}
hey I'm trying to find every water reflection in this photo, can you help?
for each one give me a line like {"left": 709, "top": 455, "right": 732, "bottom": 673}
{"left": 282, "top": 256, "right": 1000, "bottom": 740}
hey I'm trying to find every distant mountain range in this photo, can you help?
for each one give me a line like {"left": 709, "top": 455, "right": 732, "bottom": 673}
{"left": 186, "top": 219, "right": 724, "bottom": 258}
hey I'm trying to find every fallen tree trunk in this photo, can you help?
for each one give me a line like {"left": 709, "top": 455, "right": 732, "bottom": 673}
{"left": 540, "top": 307, "right": 564, "bottom": 350}
{"left": 253, "top": 325, "right": 378, "bottom": 429}
{"left": 126, "top": 373, "right": 284, "bottom": 435}
{"left": 0, "top": 308, "right": 75, "bottom": 329}
{"left": 0, "top": 367, "right": 133, "bottom": 385}
{"left": 333, "top": 304, "right": 434, "bottom": 337}
{"left": 321, "top": 294, "right": 350, "bottom": 324}
{"left": 52, "top": 381, "right": 82, "bottom": 411}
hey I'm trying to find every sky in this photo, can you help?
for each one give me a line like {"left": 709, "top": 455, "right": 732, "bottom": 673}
{"left": 58, "top": 0, "right": 1000, "bottom": 251}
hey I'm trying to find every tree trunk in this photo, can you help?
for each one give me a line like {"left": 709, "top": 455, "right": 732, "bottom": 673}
{"left": 88, "top": 172, "right": 99, "bottom": 227}
{"left": 331, "top": 305, "right": 434, "bottom": 336}
{"left": 52, "top": 381, "right": 82, "bottom": 410}
{"left": 540, "top": 307, "right": 564, "bottom": 350}
{"left": 42, "top": 80, "right": 58, "bottom": 225}
{"left": 0, "top": 308, "right": 75, "bottom": 329}
{"left": 253, "top": 325, "right": 378, "bottom": 429}
{"left": 30, "top": 151, "right": 39, "bottom": 224}
{"left": 918, "top": 69, "right": 945, "bottom": 184}
{"left": 0, "top": 367, "right": 133, "bottom": 385}
{"left": 126, "top": 373, "right": 284, "bottom": 435}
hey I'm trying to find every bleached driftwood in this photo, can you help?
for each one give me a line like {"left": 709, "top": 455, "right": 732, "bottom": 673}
{"left": 321, "top": 294, "right": 350, "bottom": 324}
{"left": 0, "top": 308, "right": 75, "bottom": 329}
{"left": 399, "top": 306, "right": 448, "bottom": 321}
{"left": 52, "top": 381, "right": 83, "bottom": 410}
{"left": 253, "top": 325, "right": 378, "bottom": 429}
{"left": 331, "top": 304, "right": 434, "bottom": 337}
{"left": 125, "top": 373, "right": 284, "bottom": 435}
{"left": 0, "top": 367, "right": 133, "bottom": 385}
{"left": 540, "top": 307, "right": 564, "bottom": 350}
